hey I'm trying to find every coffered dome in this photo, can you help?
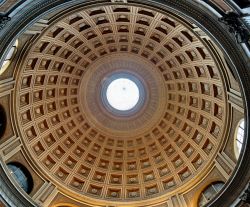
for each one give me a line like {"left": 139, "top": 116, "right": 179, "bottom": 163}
{"left": 12, "top": 4, "right": 231, "bottom": 206}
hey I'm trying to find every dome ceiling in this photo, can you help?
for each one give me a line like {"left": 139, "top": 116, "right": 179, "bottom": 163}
{"left": 14, "top": 4, "right": 228, "bottom": 206}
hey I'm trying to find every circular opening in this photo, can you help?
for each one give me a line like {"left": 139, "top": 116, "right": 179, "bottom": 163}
{"left": 106, "top": 78, "right": 140, "bottom": 111}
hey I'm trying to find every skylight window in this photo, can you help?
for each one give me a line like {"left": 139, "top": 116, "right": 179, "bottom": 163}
{"left": 106, "top": 78, "right": 139, "bottom": 111}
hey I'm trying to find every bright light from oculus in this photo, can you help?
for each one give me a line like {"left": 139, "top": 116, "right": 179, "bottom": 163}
{"left": 106, "top": 78, "right": 139, "bottom": 111}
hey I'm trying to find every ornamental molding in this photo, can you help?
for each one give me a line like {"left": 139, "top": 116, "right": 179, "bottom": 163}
{"left": 219, "top": 12, "right": 250, "bottom": 43}
{"left": 0, "top": 14, "right": 10, "bottom": 29}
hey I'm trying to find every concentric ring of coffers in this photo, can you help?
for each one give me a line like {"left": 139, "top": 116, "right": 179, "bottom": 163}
{"left": 14, "top": 3, "right": 228, "bottom": 205}
{"left": 80, "top": 54, "right": 165, "bottom": 135}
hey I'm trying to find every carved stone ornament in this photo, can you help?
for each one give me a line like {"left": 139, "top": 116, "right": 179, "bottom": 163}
{"left": 219, "top": 12, "right": 250, "bottom": 43}
{"left": 241, "top": 183, "right": 250, "bottom": 204}
{"left": 0, "top": 14, "right": 11, "bottom": 29}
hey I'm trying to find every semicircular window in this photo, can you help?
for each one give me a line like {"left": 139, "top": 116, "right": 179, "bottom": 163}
{"left": 235, "top": 119, "right": 245, "bottom": 158}
{"left": 7, "top": 163, "right": 33, "bottom": 194}
{"left": 198, "top": 181, "right": 224, "bottom": 207}
{"left": 0, "top": 105, "right": 7, "bottom": 138}
{"left": 0, "top": 40, "right": 18, "bottom": 75}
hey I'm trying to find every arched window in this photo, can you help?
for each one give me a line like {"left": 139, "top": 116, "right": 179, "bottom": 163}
{"left": 198, "top": 182, "right": 224, "bottom": 207}
{"left": 235, "top": 119, "right": 245, "bottom": 158}
{"left": 0, "top": 40, "right": 18, "bottom": 75}
{"left": 0, "top": 104, "right": 6, "bottom": 138}
{"left": 7, "top": 163, "right": 33, "bottom": 194}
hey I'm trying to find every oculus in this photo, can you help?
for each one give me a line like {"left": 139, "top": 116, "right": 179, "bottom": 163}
{"left": 106, "top": 78, "right": 140, "bottom": 111}
{"left": 101, "top": 72, "right": 146, "bottom": 116}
